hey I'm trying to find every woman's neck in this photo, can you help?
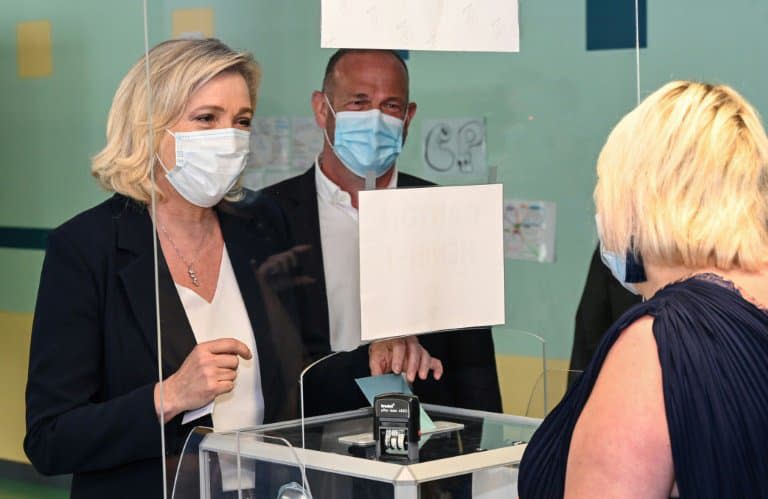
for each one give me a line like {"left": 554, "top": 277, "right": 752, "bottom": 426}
{"left": 638, "top": 262, "right": 768, "bottom": 307}
{"left": 635, "top": 263, "right": 691, "bottom": 299}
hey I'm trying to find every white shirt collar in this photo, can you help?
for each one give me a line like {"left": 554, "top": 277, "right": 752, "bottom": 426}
{"left": 314, "top": 154, "right": 398, "bottom": 210}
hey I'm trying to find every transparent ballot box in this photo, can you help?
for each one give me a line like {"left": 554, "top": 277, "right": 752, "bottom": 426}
{"left": 175, "top": 404, "right": 541, "bottom": 499}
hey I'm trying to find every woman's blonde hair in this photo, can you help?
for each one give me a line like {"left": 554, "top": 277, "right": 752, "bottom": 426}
{"left": 91, "top": 38, "right": 261, "bottom": 204}
{"left": 595, "top": 81, "right": 768, "bottom": 271}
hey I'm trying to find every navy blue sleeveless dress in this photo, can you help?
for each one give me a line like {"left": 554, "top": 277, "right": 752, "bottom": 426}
{"left": 518, "top": 274, "right": 768, "bottom": 498}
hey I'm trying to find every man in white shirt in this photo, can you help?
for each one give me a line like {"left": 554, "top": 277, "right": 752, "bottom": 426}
{"left": 247, "top": 49, "right": 502, "bottom": 415}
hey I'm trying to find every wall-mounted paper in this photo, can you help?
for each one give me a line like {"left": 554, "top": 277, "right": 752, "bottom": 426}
{"left": 17, "top": 20, "right": 53, "bottom": 79}
{"left": 240, "top": 116, "right": 323, "bottom": 191}
{"left": 291, "top": 117, "right": 324, "bottom": 169}
{"left": 321, "top": 0, "right": 519, "bottom": 53}
{"left": 172, "top": 7, "right": 214, "bottom": 38}
{"left": 249, "top": 117, "right": 292, "bottom": 169}
{"left": 247, "top": 117, "right": 324, "bottom": 171}
{"left": 422, "top": 117, "right": 487, "bottom": 179}
{"left": 503, "top": 199, "right": 557, "bottom": 263}
{"left": 359, "top": 184, "right": 505, "bottom": 342}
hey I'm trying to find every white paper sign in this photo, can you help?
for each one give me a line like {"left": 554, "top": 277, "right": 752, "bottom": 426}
{"left": 321, "top": 0, "right": 519, "bottom": 53}
{"left": 358, "top": 184, "right": 505, "bottom": 342}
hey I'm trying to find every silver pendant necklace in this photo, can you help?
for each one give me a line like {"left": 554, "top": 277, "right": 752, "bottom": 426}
{"left": 158, "top": 221, "right": 209, "bottom": 287}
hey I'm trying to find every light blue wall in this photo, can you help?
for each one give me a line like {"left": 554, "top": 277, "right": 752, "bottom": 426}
{"left": 0, "top": 1, "right": 149, "bottom": 227}
{"left": 2, "top": 1, "right": 767, "bottom": 361}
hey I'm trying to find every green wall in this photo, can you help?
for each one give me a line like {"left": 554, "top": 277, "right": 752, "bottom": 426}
{"left": 2, "top": 0, "right": 767, "bottom": 362}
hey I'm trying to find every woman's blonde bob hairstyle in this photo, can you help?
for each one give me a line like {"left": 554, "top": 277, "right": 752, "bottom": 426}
{"left": 91, "top": 38, "right": 261, "bottom": 204}
{"left": 595, "top": 81, "right": 768, "bottom": 272}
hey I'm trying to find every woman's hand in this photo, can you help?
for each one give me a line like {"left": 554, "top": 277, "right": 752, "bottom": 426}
{"left": 154, "top": 338, "right": 252, "bottom": 423}
{"left": 368, "top": 336, "right": 444, "bottom": 382}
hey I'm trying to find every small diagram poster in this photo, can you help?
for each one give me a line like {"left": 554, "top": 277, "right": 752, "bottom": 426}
{"left": 421, "top": 118, "right": 487, "bottom": 180}
{"left": 503, "top": 199, "right": 557, "bottom": 262}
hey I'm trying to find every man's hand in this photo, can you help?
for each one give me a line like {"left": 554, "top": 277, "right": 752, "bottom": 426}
{"left": 369, "top": 336, "right": 443, "bottom": 382}
{"left": 254, "top": 245, "right": 315, "bottom": 292}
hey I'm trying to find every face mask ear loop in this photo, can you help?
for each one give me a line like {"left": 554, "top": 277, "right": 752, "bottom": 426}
{"left": 155, "top": 153, "right": 172, "bottom": 176}
{"left": 321, "top": 126, "right": 335, "bottom": 152}
{"left": 323, "top": 93, "right": 337, "bottom": 118}
{"left": 156, "top": 129, "right": 177, "bottom": 175}
{"left": 321, "top": 93, "right": 339, "bottom": 151}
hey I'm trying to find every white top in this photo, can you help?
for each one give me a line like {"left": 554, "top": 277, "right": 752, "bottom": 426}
{"left": 175, "top": 245, "right": 264, "bottom": 431}
{"left": 315, "top": 158, "right": 398, "bottom": 352}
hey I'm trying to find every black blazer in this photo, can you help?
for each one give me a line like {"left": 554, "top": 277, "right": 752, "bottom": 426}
{"left": 568, "top": 245, "right": 642, "bottom": 385}
{"left": 24, "top": 194, "right": 301, "bottom": 499}
{"left": 240, "top": 165, "right": 502, "bottom": 415}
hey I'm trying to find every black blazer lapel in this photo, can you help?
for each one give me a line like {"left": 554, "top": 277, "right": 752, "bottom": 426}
{"left": 397, "top": 171, "right": 434, "bottom": 188}
{"left": 113, "top": 196, "right": 196, "bottom": 378}
{"left": 266, "top": 166, "right": 332, "bottom": 357}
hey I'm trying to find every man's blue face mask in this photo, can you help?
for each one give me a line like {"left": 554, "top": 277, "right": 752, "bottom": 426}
{"left": 323, "top": 94, "right": 406, "bottom": 179}
{"left": 595, "top": 215, "right": 647, "bottom": 295}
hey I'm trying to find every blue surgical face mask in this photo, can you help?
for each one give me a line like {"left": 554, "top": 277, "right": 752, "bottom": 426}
{"left": 595, "top": 215, "right": 647, "bottom": 295}
{"left": 323, "top": 94, "right": 405, "bottom": 179}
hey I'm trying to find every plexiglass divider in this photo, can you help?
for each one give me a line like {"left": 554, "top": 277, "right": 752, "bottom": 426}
{"left": 493, "top": 328, "right": 548, "bottom": 417}
{"left": 143, "top": 4, "right": 311, "bottom": 495}
{"left": 140, "top": 3, "right": 168, "bottom": 497}
{"left": 171, "top": 426, "right": 213, "bottom": 498}
{"left": 524, "top": 369, "right": 584, "bottom": 419}
{"left": 173, "top": 427, "right": 312, "bottom": 498}
{"left": 139, "top": 0, "right": 646, "bottom": 497}
{"left": 492, "top": 327, "right": 583, "bottom": 418}
{"left": 299, "top": 351, "right": 343, "bottom": 450}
